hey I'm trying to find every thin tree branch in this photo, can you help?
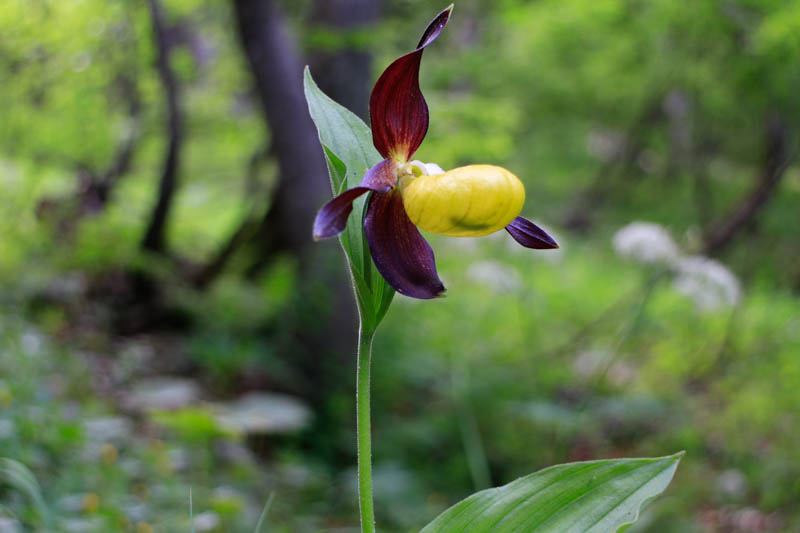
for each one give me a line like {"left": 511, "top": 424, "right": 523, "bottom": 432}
{"left": 563, "top": 93, "right": 665, "bottom": 231}
{"left": 703, "top": 115, "right": 792, "bottom": 255}
{"left": 191, "top": 149, "right": 269, "bottom": 289}
{"left": 81, "top": 74, "right": 143, "bottom": 213}
{"left": 142, "top": 0, "right": 184, "bottom": 254}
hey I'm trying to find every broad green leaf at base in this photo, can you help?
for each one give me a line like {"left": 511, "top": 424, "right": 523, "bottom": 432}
{"left": 420, "top": 453, "right": 683, "bottom": 533}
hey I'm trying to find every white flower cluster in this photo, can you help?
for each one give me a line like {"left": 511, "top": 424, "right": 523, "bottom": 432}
{"left": 612, "top": 222, "right": 681, "bottom": 266}
{"left": 672, "top": 255, "right": 741, "bottom": 311}
{"left": 466, "top": 260, "right": 523, "bottom": 292}
{"left": 612, "top": 222, "right": 741, "bottom": 311}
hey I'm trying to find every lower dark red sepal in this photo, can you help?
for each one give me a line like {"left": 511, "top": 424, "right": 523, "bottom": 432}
{"left": 364, "top": 191, "right": 445, "bottom": 299}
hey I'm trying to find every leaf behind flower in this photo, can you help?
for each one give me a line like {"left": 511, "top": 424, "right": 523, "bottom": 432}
{"left": 304, "top": 67, "right": 395, "bottom": 330}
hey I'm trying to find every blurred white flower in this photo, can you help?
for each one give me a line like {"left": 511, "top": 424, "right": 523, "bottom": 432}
{"left": 612, "top": 222, "right": 680, "bottom": 265}
{"left": 125, "top": 378, "right": 200, "bottom": 411}
{"left": 716, "top": 469, "right": 747, "bottom": 500}
{"left": 446, "top": 236, "right": 480, "bottom": 252}
{"left": 61, "top": 518, "right": 102, "bottom": 533}
{"left": 214, "top": 392, "right": 311, "bottom": 434}
{"left": 586, "top": 129, "right": 625, "bottom": 162}
{"left": 83, "top": 416, "right": 132, "bottom": 443}
{"left": 192, "top": 511, "right": 220, "bottom": 532}
{"left": 613, "top": 221, "right": 742, "bottom": 311}
{"left": 0, "top": 419, "right": 15, "bottom": 439}
{"left": 466, "top": 260, "right": 522, "bottom": 292}
{"left": 572, "top": 349, "right": 609, "bottom": 379}
{"left": 167, "top": 447, "right": 190, "bottom": 471}
{"left": 673, "top": 255, "right": 741, "bottom": 310}
{"left": 0, "top": 517, "right": 22, "bottom": 533}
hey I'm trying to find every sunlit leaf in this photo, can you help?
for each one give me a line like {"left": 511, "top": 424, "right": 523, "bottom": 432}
{"left": 420, "top": 453, "right": 682, "bottom": 533}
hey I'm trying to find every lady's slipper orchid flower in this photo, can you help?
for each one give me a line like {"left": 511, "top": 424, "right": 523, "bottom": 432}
{"left": 313, "top": 5, "right": 558, "bottom": 299}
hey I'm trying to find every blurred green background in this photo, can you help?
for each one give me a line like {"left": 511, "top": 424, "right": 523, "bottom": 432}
{"left": 1, "top": 0, "right": 799, "bottom": 531}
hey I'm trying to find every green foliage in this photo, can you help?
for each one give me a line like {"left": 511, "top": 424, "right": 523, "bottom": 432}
{"left": 1, "top": 0, "right": 800, "bottom": 531}
{"left": 303, "top": 67, "right": 394, "bottom": 332}
{"left": 421, "top": 454, "right": 682, "bottom": 533}
{"left": 151, "top": 408, "right": 234, "bottom": 445}
{"left": 0, "top": 458, "right": 51, "bottom": 527}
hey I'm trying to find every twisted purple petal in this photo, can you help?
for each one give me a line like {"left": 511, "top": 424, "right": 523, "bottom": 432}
{"left": 505, "top": 216, "right": 559, "bottom": 249}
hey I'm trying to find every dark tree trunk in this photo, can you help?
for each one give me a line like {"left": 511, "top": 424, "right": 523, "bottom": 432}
{"left": 308, "top": 0, "right": 380, "bottom": 120}
{"left": 230, "top": 0, "right": 359, "bottom": 401}
{"left": 703, "top": 115, "right": 791, "bottom": 255}
{"left": 231, "top": 0, "right": 330, "bottom": 258}
{"left": 142, "top": 0, "right": 184, "bottom": 254}
{"left": 198, "top": 0, "right": 379, "bottom": 287}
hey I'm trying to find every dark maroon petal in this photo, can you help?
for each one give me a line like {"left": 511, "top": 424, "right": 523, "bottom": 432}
{"left": 360, "top": 157, "right": 398, "bottom": 192}
{"left": 505, "top": 216, "right": 559, "bottom": 249}
{"left": 313, "top": 187, "right": 372, "bottom": 240}
{"left": 365, "top": 191, "right": 445, "bottom": 299}
{"left": 369, "top": 5, "right": 453, "bottom": 160}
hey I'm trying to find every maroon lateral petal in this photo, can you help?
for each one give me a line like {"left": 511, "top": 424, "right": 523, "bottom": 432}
{"left": 369, "top": 5, "right": 453, "bottom": 160}
{"left": 364, "top": 191, "right": 445, "bottom": 299}
{"left": 505, "top": 216, "right": 560, "bottom": 249}
{"left": 313, "top": 158, "right": 399, "bottom": 240}
{"left": 313, "top": 187, "right": 372, "bottom": 240}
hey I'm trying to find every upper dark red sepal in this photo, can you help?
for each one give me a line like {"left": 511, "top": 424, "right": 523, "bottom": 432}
{"left": 364, "top": 191, "right": 445, "bottom": 299}
{"left": 505, "top": 216, "right": 559, "bottom": 249}
{"left": 369, "top": 5, "right": 453, "bottom": 160}
{"left": 313, "top": 159, "right": 398, "bottom": 240}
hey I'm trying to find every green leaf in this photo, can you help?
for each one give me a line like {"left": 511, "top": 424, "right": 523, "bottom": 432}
{"left": 304, "top": 66, "right": 395, "bottom": 330}
{"left": 303, "top": 68, "right": 379, "bottom": 192}
{"left": 420, "top": 453, "right": 683, "bottom": 533}
{"left": 0, "top": 457, "right": 51, "bottom": 527}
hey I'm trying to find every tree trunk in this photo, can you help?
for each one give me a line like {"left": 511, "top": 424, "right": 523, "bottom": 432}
{"left": 142, "top": 0, "right": 183, "bottom": 254}
{"left": 308, "top": 0, "right": 380, "bottom": 120}
{"left": 703, "top": 115, "right": 791, "bottom": 255}
{"left": 231, "top": 0, "right": 330, "bottom": 258}
{"left": 231, "top": 0, "right": 358, "bottom": 401}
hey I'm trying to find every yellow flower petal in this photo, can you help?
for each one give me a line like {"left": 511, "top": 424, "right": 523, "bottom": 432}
{"left": 400, "top": 164, "right": 525, "bottom": 237}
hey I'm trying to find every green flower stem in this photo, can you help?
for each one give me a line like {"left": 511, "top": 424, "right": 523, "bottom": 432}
{"left": 356, "top": 323, "right": 376, "bottom": 533}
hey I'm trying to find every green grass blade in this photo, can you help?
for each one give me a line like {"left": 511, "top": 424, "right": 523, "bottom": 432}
{"left": 253, "top": 491, "right": 276, "bottom": 533}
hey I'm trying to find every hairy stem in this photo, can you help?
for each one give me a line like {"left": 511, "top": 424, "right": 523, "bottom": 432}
{"left": 356, "top": 323, "right": 376, "bottom": 533}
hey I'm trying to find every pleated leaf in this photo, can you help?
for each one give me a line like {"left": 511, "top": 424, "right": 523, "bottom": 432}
{"left": 304, "top": 67, "right": 395, "bottom": 330}
{"left": 420, "top": 453, "right": 682, "bottom": 533}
